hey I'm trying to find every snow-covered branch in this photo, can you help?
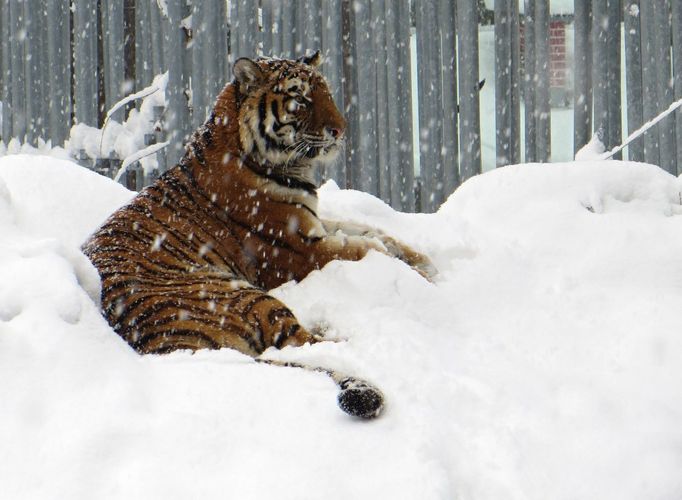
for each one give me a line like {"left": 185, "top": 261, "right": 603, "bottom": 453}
{"left": 113, "top": 141, "right": 170, "bottom": 183}
{"left": 600, "top": 96, "right": 682, "bottom": 161}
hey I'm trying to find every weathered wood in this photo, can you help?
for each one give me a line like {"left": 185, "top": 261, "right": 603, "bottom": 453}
{"left": 164, "top": 0, "right": 191, "bottom": 168}
{"left": 673, "top": 0, "right": 682, "bottom": 171}
{"left": 534, "top": 0, "right": 550, "bottom": 162}
{"left": 495, "top": 0, "right": 520, "bottom": 166}
{"left": 573, "top": 0, "right": 592, "bottom": 154}
{"left": 46, "top": 0, "right": 71, "bottom": 146}
{"left": 9, "top": 0, "right": 27, "bottom": 140}
{"left": 623, "top": 1, "right": 644, "bottom": 162}
{"left": 652, "top": 0, "right": 676, "bottom": 174}
{"left": 439, "top": 0, "right": 460, "bottom": 196}
{"left": 458, "top": 0, "right": 482, "bottom": 180}
{"left": 639, "top": 0, "right": 661, "bottom": 166}
{"left": 523, "top": 0, "right": 536, "bottom": 162}
{"left": 416, "top": 0, "right": 444, "bottom": 211}
{"left": 0, "top": 0, "right": 11, "bottom": 142}
{"left": 606, "top": 0, "right": 622, "bottom": 158}
{"left": 73, "top": 0, "right": 98, "bottom": 127}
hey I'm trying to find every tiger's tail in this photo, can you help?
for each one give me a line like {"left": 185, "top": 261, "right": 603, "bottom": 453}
{"left": 255, "top": 358, "right": 384, "bottom": 419}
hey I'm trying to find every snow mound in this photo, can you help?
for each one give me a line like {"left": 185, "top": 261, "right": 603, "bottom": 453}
{"left": 1, "top": 156, "right": 682, "bottom": 500}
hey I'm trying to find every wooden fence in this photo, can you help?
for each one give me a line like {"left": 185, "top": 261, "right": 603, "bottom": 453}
{"left": 1, "top": 1, "right": 681, "bottom": 212}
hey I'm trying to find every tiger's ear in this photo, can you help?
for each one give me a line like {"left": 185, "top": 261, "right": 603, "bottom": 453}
{"left": 233, "top": 58, "right": 264, "bottom": 92}
{"left": 299, "top": 50, "right": 322, "bottom": 68}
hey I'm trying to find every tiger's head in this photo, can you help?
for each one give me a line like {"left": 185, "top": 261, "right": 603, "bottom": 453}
{"left": 231, "top": 53, "right": 346, "bottom": 180}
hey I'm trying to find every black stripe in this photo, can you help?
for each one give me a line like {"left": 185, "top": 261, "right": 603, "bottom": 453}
{"left": 271, "top": 100, "right": 284, "bottom": 132}
{"left": 202, "top": 124, "right": 214, "bottom": 147}
{"left": 112, "top": 288, "right": 235, "bottom": 330}
{"left": 267, "top": 306, "right": 295, "bottom": 325}
{"left": 258, "top": 94, "right": 267, "bottom": 129}
{"left": 134, "top": 329, "right": 222, "bottom": 352}
{"left": 241, "top": 156, "right": 318, "bottom": 194}
{"left": 274, "top": 323, "right": 300, "bottom": 349}
{"left": 114, "top": 209, "right": 205, "bottom": 266}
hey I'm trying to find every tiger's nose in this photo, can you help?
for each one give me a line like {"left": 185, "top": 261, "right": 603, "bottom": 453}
{"left": 327, "top": 127, "right": 343, "bottom": 139}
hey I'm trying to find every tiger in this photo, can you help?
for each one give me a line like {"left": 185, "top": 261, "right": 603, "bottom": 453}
{"left": 82, "top": 52, "right": 435, "bottom": 419}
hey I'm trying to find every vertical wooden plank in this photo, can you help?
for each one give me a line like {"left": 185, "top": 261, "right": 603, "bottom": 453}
{"left": 439, "top": 0, "right": 459, "bottom": 196}
{"left": 494, "top": 0, "right": 521, "bottom": 166}
{"left": 341, "top": 0, "right": 359, "bottom": 189}
{"left": 165, "top": 0, "right": 191, "bottom": 168}
{"left": 149, "top": 0, "right": 165, "bottom": 77}
{"left": 261, "top": 0, "right": 274, "bottom": 55}
{"left": 103, "top": 0, "right": 125, "bottom": 122}
{"left": 573, "top": 0, "right": 592, "bottom": 154}
{"left": 206, "top": 0, "right": 227, "bottom": 109}
{"left": 300, "top": 0, "right": 321, "bottom": 56}
{"left": 270, "top": 0, "right": 283, "bottom": 56}
{"left": 229, "top": 1, "right": 239, "bottom": 62}
{"left": 673, "top": 0, "right": 682, "bottom": 170}
{"left": 23, "top": 0, "right": 40, "bottom": 144}
{"left": 534, "top": 0, "right": 550, "bottom": 161}
{"left": 236, "top": 0, "right": 259, "bottom": 59}
{"left": 135, "top": 0, "right": 153, "bottom": 90}
{"left": 9, "top": 0, "right": 27, "bottom": 140}
{"left": 623, "top": 1, "right": 644, "bottom": 162}
{"left": 280, "top": 0, "right": 294, "bottom": 57}
{"left": 652, "top": 0, "right": 676, "bottom": 174}
{"left": 373, "top": 0, "right": 390, "bottom": 203}
{"left": 638, "top": 0, "right": 660, "bottom": 165}
{"left": 1, "top": 0, "right": 12, "bottom": 142}
{"left": 322, "top": 0, "right": 344, "bottom": 109}
{"left": 416, "top": 0, "right": 443, "bottom": 211}
{"left": 523, "top": 0, "right": 536, "bottom": 162}
{"left": 591, "top": 0, "right": 609, "bottom": 146}
{"left": 217, "top": 0, "right": 229, "bottom": 82}
{"left": 509, "top": 0, "right": 521, "bottom": 164}
{"left": 321, "top": 0, "right": 344, "bottom": 185}
{"left": 46, "top": 0, "right": 71, "bottom": 146}
{"left": 457, "top": 0, "right": 482, "bottom": 181}
{"left": 181, "top": 1, "right": 192, "bottom": 109}
{"left": 384, "top": 0, "right": 401, "bottom": 208}
{"left": 37, "top": 1, "right": 51, "bottom": 143}
{"left": 292, "top": 0, "right": 302, "bottom": 54}
{"left": 352, "top": 0, "right": 378, "bottom": 195}
{"left": 495, "top": 0, "right": 510, "bottom": 166}
{"left": 191, "top": 0, "right": 206, "bottom": 127}
{"left": 123, "top": 0, "right": 135, "bottom": 94}
{"left": 606, "top": 0, "right": 622, "bottom": 158}
{"left": 74, "top": 0, "right": 98, "bottom": 126}
{"left": 395, "top": 0, "right": 414, "bottom": 210}
{"left": 0, "top": 2, "right": 3, "bottom": 142}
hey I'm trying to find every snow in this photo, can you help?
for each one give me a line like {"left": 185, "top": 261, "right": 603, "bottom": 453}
{"left": 64, "top": 72, "right": 169, "bottom": 176}
{"left": 2, "top": 154, "right": 682, "bottom": 499}
{"left": 575, "top": 133, "right": 606, "bottom": 161}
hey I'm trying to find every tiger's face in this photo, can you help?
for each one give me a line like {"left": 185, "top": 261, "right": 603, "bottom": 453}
{"left": 233, "top": 53, "right": 346, "bottom": 175}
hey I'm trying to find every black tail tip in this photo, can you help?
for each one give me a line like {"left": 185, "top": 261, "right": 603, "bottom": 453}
{"left": 337, "top": 377, "right": 384, "bottom": 419}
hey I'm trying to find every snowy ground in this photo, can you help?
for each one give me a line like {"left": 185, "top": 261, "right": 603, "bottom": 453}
{"left": 2, "top": 154, "right": 682, "bottom": 499}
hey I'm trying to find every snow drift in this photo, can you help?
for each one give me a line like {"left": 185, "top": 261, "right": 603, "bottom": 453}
{"left": 1, "top": 154, "right": 681, "bottom": 500}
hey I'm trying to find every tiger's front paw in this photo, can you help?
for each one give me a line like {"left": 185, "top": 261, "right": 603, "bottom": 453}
{"left": 378, "top": 237, "right": 437, "bottom": 281}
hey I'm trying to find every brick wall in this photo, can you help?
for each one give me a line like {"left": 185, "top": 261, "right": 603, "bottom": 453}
{"left": 549, "top": 21, "right": 566, "bottom": 89}
{"left": 520, "top": 18, "right": 569, "bottom": 106}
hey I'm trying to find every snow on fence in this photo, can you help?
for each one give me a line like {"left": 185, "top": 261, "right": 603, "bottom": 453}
{"left": 0, "top": 1, "right": 681, "bottom": 212}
